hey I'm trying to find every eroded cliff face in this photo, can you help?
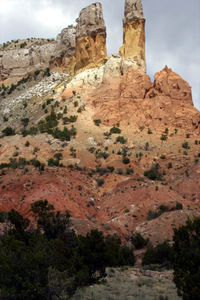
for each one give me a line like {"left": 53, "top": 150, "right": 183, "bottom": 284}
{"left": 62, "top": 57, "right": 200, "bottom": 132}
{"left": 119, "top": 0, "right": 146, "bottom": 71}
{"left": 50, "top": 26, "right": 76, "bottom": 73}
{"left": 75, "top": 2, "right": 107, "bottom": 73}
{"left": 0, "top": 43, "right": 56, "bottom": 84}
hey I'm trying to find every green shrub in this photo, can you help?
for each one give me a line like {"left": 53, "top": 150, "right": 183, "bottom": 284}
{"left": 110, "top": 127, "right": 121, "bottom": 134}
{"left": 21, "top": 118, "right": 29, "bottom": 127}
{"left": 116, "top": 136, "right": 127, "bottom": 144}
{"left": 107, "top": 166, "right": 115, "bottom": 173}
{"left": 53, "top": 153, "right": 63, "bottom": 160}
{"left": 145, "top": 142, "right": 149, "bottom": 151}
{"left": 122, "top": 157, "right": 130, "bottom": 164}
{"left": 94, "top": 119, "right": 101, "bottom": 126}
{"left": 131, "top": 233, "right": 149, "bottom": 249}
{"left": 147, "top": 210, "right": 161, "bottom": 220}
{"left": 176, "top": 202, "right": 183, "bottom": 210}
{"left": 48, "top": 158, "right": 59, "bottom": 166}
{"left": 20, "top": 41, "right": 27, "bottom": 48}
{"left": 142, "top": 241, "right": 174, "bottom": 267}
{"left": 126, "top": 168, "right": 134, "bottom": 175}
{"left": 168, "top": 162, "right": 172, "bottom": 169}
{"left": 144, "top": 166, "right": 162, "bottom": 181}
{"left": 62, "top": 115, "right": 78, "bottom": 124}
{"left": 2, "top": 127, "right": 15, "bottom": 136}
{"left": 160, "top": 134, "right": 168, "bottom": 141}
{"left": 73, "top": 101, "right": 78, "bottom": 107}
{"left": 3, "top": 116, "right": 8, "bottom": 122}
{"left": 182, "top": 141, "right": 190, "bottom": 149}
{"left": 21, "top": 126, "right": 38, "bottom": 136}
{"left": 96, "top": 178, "right": 105, "bottom": 187}
{"left": 88, "top": 147, "right": 96, "bottom": 153}
{"left": 43, "top": 67, "right": 50, "bottom": 77}
{"left": 25, "top": 141, "right": 30, "bottom": 147}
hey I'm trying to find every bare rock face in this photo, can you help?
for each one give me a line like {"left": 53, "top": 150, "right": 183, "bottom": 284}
{"left": 119, "top": 0, "right": 145, "bottom": 70}
{"left": 55, "top": 26, "right": 76, "bottom": 56}
{"left": 0, "top": 43, "right": 56, "bottom": 83}
{"left": 50, "top": 26, "right": 76, "bottom": 73}
{"left": 75, "top": 2, "right": 107, "bottom": 73}
{"left": 124, "top": 0, "right": 144, "bottom": 22}
{"left": 63, "top": 57, "right": 200, "bottom": 132}
{"left": 147, "top": 66, "right": 193, "bottom": 104}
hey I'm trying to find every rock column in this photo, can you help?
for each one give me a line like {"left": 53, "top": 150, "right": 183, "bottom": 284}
{"left": 75, "top": 2, "right": 107, "bottom": 73}
{"left": 119, "top": 0, "right": 146, "bottom": 70}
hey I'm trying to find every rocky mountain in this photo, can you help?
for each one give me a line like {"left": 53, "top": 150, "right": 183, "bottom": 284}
{"left": 0, "top": 0, "right": 200, "bottom": 252}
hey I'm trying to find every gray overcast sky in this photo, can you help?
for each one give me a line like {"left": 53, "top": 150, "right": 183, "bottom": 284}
{"left": 0, "top": 0, "right": 199, "bottom": 110}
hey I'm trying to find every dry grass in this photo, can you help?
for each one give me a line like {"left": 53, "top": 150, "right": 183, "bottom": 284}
{"left": 71, "top": 267, "right": 181, "bottom": 300}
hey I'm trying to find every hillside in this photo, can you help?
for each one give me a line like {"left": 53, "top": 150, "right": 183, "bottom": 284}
{"left": 0, "top": 0, "right": 199, "bottom": 281}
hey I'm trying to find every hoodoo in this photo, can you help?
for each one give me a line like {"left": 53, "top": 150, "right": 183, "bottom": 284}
{"left": 75, "top": 2, "right": 107, "bottom": 73}
{"left": 119, "top": 0, "right": 146, "bottom": 70}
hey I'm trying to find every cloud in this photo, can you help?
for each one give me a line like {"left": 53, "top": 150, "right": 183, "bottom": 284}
{"left": 0, "top": 0, "right": 199, "bottom": 110}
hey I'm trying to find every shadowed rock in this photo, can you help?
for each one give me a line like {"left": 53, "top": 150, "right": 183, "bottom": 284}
{"left": 50, "top": 26, "right": 76, "bottom": 73}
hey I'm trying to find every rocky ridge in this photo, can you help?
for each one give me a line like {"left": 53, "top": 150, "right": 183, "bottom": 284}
{"left": 0, "top": 0, "right": 146, "bottom": 84}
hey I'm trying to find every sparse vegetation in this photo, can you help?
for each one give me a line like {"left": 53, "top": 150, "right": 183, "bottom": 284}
{"left": 110, "top": 126, "right": 121, "bottom": 134}
{"left": 160, "top": 134, "right": 168, "bottom": 141}
{"left": 131, "top": 233, "right": 149, "bottom": 249}
{"left": 142, "top": 241, "right": 174, "bottom": 267}
{"left": 144, "top": 165, "right": 162, "bottom": 181}
{"left": 94, "top": 119, "right": 102, "bottom": 126}
{"left": 182, "top": 141, "right": 190, "bottom": 149}
{"left": 116, "top": 136, "right": 127, "bottom": 144}
{"left": 2, "top": 127, "right": 15, "bottom": 136}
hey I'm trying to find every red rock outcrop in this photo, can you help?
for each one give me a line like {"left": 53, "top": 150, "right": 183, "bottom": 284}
{"left": 67, "top": 58, "right": 198, "bottom": 132}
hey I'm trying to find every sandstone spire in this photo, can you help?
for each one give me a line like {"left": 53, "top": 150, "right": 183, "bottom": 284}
{"left": 75, "top": 2, "right": 107, "bottom": 73}
{"left": 119, "top": 0, "right": 146, "bottom": 70}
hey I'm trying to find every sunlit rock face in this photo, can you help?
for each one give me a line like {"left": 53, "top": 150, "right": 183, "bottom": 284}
{"left": 119, "top": 0, "right": 146, "bottom": 71}
{"left": 75, "top": 2, "right": 107, "bottom": 73}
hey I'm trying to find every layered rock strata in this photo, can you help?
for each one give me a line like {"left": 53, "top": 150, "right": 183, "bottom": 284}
{"left": 119, "top": 0, "right": 146, "bottom": 71}
{"left": 0, "top": 43, "right": 55, "bottom": 84}
{"left": 62, "top": 57, "right": 200, "bottom": 132}
{"left": 75, "top": 2, "right": 107, "bottom": 73}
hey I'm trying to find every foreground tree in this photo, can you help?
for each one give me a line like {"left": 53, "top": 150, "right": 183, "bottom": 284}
{"left": 173, "top": 217, "right": 200, "bottom": 300}
{"left": 0, "top": 201, "right": 135, "bottom": 298}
